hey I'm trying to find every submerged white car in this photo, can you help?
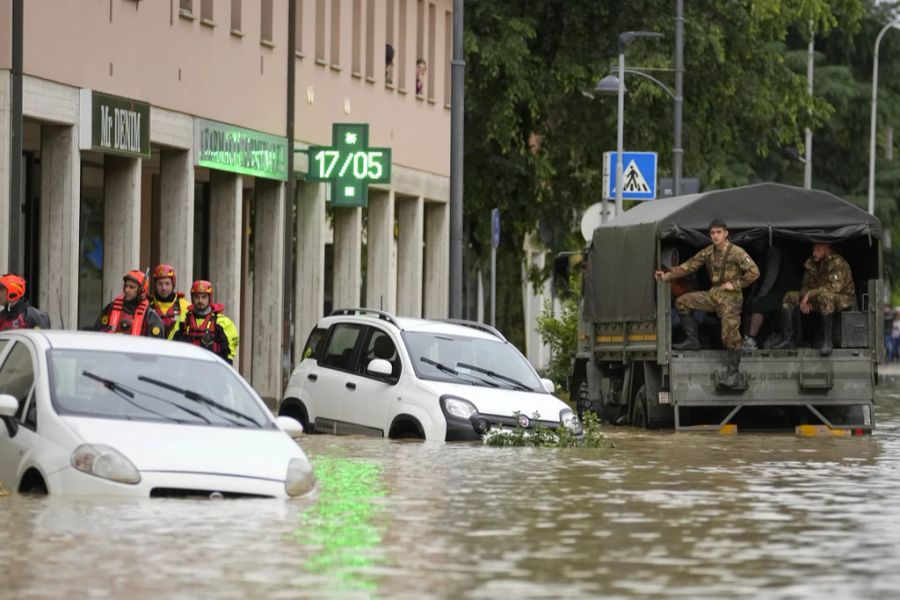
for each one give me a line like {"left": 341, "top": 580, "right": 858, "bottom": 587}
{"left": 279, "top": 310, "right": 581, "bottom": 441}
{"left": 0, "top": 331, "right": 315, "bottom": 499}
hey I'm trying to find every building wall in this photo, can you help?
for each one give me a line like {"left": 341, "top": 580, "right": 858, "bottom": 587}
{"left": 0, "top": 0, "right": 11, "bottom": 70}
{"left": 19, "top": 0, "right": 451, "bottom": 176}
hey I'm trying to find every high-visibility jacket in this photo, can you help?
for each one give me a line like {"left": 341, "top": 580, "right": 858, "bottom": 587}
{"left": 96, "top": 296, "right": 166, "bottom": 338}
{"left": 151, "top": 293, "right": 191, "bottom": 339}
{"left": 171, "top": 303, "right": 239, "bottom": 363}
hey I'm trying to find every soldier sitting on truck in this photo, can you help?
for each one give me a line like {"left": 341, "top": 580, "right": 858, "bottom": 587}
{"left": 654, "top": 219, "right": 760, "bottom": 388}
{"left": 771, "top": 243, "right": 854, "bottom": 356}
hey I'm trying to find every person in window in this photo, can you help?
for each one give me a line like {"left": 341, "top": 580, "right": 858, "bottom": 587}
{"left": 171, "top": 280, "right": 239, "bottom": 364}
{"left": 385, "top": 43, "right": 395, "bottom": 84}
{"left": 150, "top": 263, "right": 191, "bottom": 339}
{"left": 0, "top": 274, "right": 50, "bottom": 331}
{"left": 772, "top": 243, "right": 854, "bottom": 355}
{"left": 742, "top": 240, "right": 801, "bottom": 349}
{"left": 416, "top": 58, "right": 427, "bottom": 95}
{"left": 95, "top": 270, "right": 165, "bottom": 338}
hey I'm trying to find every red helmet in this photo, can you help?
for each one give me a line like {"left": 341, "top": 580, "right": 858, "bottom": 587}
{"left": 152, "top": 263, "right": 177, "bottom": 287}
{"left": 123, "top": 270, "right": 150, "bottom": 299}
{"left": 190, "top": 280, "right": 214, "bottom": 302}
{"left": 0, "top": 274, "right": 26, "bottom": 302}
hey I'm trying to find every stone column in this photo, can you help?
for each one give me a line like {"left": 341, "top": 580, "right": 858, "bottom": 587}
{"left": 295, "top": 181, "right": 326, "bottom": 350}
{"left": 159, "top": 148, "right": 194, "bottom": 286}
{"left": 102, "top": 156, "right": 141, "bottom": 304}
{"left": 423, "top": 201, "right": 449, "bottom": 318}
{"left": 252, "top": 179, "right": 285, "bottom": 406}
{"left": 0, "top": 74, "right": 10, "bottom": 273}
{"left": 38, "top": 125, "right": 80, "bottom": 330}
{"left": 365, "top": 189, "right": 396, "bottom": 312}
{"left": 209, "top": 170, "right": 243, "bottom": 369}
{"left": 332, "top": 206, "right": 362, "bottom": 310}
{"left": 396, "top": 195, "right": 424, "bottom": 317}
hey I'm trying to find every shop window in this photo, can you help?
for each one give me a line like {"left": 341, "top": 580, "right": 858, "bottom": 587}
{"left": 261, "top": 0, "right": 274, "bottom": 45}
{"left": 78, "top": 161, "right": 104, "bottom": 330}
{"left": 193, "top": 182, "right": 210, "bottom": 281}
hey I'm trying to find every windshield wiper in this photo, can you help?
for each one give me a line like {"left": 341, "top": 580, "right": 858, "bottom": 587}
{"left": 419, "top": 357, "right": 498, "bottom": 387}
{"left": 455, "top": 362, "right": 532, "bottom": 391}
{"left": 137, "top": 375, "right": 261, "bottom": 428}
{"left": 81, "top": 371, "right": 207, "bottom": 424}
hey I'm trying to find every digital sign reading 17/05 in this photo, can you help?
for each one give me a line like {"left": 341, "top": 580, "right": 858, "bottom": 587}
{"left": 305, "top": 123, "right": 392, "bottom": 207}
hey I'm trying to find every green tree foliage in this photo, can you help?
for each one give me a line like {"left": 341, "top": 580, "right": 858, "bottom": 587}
{"left": 463, "top": 0, "right": 900, "bottom": 343}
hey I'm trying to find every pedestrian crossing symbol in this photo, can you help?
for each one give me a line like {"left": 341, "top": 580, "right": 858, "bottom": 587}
{"left": 603, "top": 151, "right": 658, "bottom": 201}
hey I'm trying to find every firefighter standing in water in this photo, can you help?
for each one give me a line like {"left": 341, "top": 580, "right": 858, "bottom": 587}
{"left": 171, "top": 280, "right": 239, "bottom": 364}
{"left": 95, "top": 270, "right": 166, "bottom": 338}
{"left": 0, "top": 274, "right": 51, "bottom": 330}
{"left": 149, "top": 263, "right": 191, "bottom": 339}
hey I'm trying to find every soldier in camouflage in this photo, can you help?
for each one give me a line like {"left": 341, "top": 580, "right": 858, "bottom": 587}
{"left": 655, "top": 219, "right": 759, "bottom": 388}
{"left": 773, "top": 243, "right": 854, "bottom": 355}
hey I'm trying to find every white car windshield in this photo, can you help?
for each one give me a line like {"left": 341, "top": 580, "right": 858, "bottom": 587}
{"left": 48, "top": 349, "right": 274, "bottom": 429}
{"left": 403, "top": 332, "right": 543, "bottom": 392}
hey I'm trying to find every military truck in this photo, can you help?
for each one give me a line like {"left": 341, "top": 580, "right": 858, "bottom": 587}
{"left": 569, "top": 183, "right": 883, "bottom": 432}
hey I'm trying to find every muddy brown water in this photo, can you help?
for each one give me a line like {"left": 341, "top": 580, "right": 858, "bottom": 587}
{"left": 3, "top": 390, "right": 900, "bottom": 598}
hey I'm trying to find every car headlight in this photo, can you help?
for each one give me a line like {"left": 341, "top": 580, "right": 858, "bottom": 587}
{"left": 285, "top": 457, "right": 316, "bottom": 497}
{"left": 441, "top": 396, "right": 478, "bottom": 420}
{"left": 560, "top": 409, "right": 582, "bottom": 434}
{"left": 71, "top": 444, "right": 141, "bottom": 485}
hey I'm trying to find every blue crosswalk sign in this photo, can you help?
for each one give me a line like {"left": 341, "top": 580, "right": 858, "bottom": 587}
{"left": 604, "top": 151, "right": 658, "bottom": 201}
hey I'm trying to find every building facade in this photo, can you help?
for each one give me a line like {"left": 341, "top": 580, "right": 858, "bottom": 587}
{"left": 0, "top": 0, "right": 452, "bottom": 403}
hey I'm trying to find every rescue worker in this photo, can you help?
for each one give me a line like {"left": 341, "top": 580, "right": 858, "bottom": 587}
{"left": 773, "top": 243, "right": 854, "bottom": 356}
{"left": 95, "top": 270, "right": 166, "bottom": 338}
{"left": 171, "top": 280, "right": 239, "bottom": 364}
{"left": 654, "top": 219, "right": 760, "bottom": 388}
{"left": 0, "top": 274, "right": 51, "bottom": 330}
{"left": 150, "top": 263, "right": 191, "bottom": 339}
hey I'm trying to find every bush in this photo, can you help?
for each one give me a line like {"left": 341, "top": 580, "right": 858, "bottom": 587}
{"left": 535, "top": 274, "right": 581, "bottom": 393}
{"left": 483, "top": 411, "right": 612, "bottom": 448}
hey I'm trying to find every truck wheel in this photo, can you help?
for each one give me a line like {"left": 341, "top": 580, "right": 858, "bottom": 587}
{"left": 631, "top": 385, "right": 648, "bottom": 429}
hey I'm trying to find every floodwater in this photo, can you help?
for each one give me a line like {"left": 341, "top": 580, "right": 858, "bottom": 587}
{"left": 4, "top": 391, "right": 900, "bottom": 599}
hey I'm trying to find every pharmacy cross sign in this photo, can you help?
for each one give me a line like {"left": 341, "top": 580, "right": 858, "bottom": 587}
{"left": 305, "top": 123, "right": 392, "bottom": 207}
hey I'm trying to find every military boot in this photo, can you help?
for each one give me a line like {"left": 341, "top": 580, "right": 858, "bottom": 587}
{"left": 820, "top": 312, "right": 834, "bottom": 356}
{"left": 720, "top": 349, "right": 743, "bottom": 388}
{"left": 673, "top": 312, "right": 701, "bottom": 350}
{"left": 771, "top": 308, "right": 797, "bottom": 349}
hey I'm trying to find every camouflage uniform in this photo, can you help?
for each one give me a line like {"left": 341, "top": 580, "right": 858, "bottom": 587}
{"left": 782, "top": 251, "right": 854, "bottom": 314}
{"left": 664, "top": 241, "right": 760, "bottom": 349}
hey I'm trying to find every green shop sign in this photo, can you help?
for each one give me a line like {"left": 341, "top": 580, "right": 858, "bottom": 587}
{"left": 194, "top": 119, "right": 288, "bottom": 181}
{"left": 304, "top": 123, "right": 392, "bottom": 207}
{"left": 78, "top": 90, "right": 150, "bottom": 158}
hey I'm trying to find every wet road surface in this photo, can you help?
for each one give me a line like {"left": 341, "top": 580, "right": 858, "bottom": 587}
{"left": 3, "top": 389, "right": 900, "bottom": 598}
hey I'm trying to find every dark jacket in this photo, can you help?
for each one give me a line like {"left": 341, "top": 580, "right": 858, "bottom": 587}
{"left": 0, "top": 300, "right": 51, "bottom": 331}
{"left": 95, "top": 297, "right": 166, "bottom": 338}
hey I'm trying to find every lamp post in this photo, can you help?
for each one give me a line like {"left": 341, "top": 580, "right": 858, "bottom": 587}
{"left": 612, "top": 32, "right": 663, "bottom": 222}
{"left": 868, "top": 18, "right": 900, "bottom": 216}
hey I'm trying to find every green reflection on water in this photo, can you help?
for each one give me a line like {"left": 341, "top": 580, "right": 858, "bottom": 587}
{"left": 292, "top": 455, "right": 387, "bottom": 593}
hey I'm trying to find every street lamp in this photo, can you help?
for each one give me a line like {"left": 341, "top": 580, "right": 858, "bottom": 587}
{"left": 611, "top": 32, "right": 663, "bottom": 223}
{"left": 868, "top": 18, "right": 900, "bottom": 216}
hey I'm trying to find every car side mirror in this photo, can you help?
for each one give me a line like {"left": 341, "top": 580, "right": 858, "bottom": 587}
{"left": 0, "top": 394, "right": 18, "bottom": 417}
{"left": 367, "top": 359, "right": 393, "bottom": 378}
{"left": 276, "top": 416, "right": 304, "bottom": 439}
{"left": 540, "top": 378, "right": 556, "bottom": 394}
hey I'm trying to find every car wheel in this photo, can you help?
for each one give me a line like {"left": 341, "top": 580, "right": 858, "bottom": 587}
{"left": 19, "top": 469, "right": 48, "bottom": 494}
{"left": 388, "top": 416, "right": 425, "bottom": 440}
{"left": 279, "top": 399, "right": 314, "bottom": 434}
{"left": 631, "top": 385, "right": 648, "bottom": 429}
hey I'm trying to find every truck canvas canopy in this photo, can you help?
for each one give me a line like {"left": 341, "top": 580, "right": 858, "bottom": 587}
{"left": 583, "top": 183, "right": 883, "bottom": 323}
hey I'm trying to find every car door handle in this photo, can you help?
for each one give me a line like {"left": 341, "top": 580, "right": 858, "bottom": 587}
{"left": 307, "top": 373, "right": 318, "bottom": 382}
{"left": 345, "top": 382, "right": 357, "bottom": 390}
